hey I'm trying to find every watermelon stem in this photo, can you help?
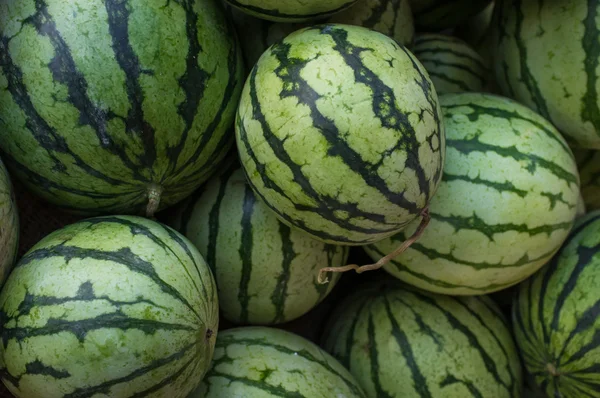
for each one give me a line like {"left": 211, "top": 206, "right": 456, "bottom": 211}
{"left": 146, "top": 184, "right": 164, "bottom": 218}
{"left": 547, "top": 363, "right": 560, "bottom": 377}
{"left": 317, "top": 207, "right": 432, "bottom": 284}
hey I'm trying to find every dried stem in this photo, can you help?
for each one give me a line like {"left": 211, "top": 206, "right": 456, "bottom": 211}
{"left": 146, "top": 184, "right": 164, "bottom": 219}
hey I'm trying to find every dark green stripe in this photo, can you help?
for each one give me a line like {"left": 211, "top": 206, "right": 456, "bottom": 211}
{"left": 414, "top": 35, "right": 465, "bottom": 46}
{"left": 227, "top": 0, "right": 355, "bottom": 20}
{"left": 24, "top": 360, "right": 70, "bottom": 380}
{"left": 427, "top": 71, "right": 474, "bottom": 92}
{"left": 393, "top": 296, "right": 444, "bottom": 350}
{"left": 416, "top": 47, "right": 488, "bottom": 73}
{"left": 340, "top": 298, "right": 371, "bottom": 367}
{"left": 557, "top": 300, "right": 600, "bottom": 368}
{"left": 580, "top": 0, "right": 600, "bottom": 138}
{"left": 129, "top": 352, "right": 198, "bottom": 398}
{"left": 419, "top": 59, "right": 487, "bottom": 84}
{"left": 439, "top": 375, "right": 484, "bottom": 398}
{"left": 368, "top": 309, "right": 393, "bottom": 398}
{"left": 512, "top": 279, "right": 540, "bottom": 354}
{"left": 238, "top": 184, "right": 256, "bottom": 324}
{"left": 443, "top": 173, "right": 528, "bottom": 198}
{"left": 271, "top": 223, "right": 296, "bottom": 323}
{"left": 357, "top": 0, "right": 402, "bottom": 31}
{"left": 207, "top": 371, "right": 304, "bottom": 397}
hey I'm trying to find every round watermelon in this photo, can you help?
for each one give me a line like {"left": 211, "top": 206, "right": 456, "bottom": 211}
{"left": 0, "top": 158, "right": 18, "bottom": 287}
{"left": 236, "top": 23, "right": 445, "bottom": 246}
{"left": 321, "top": 280, "right": 523, "bottom": 397}
{"left": 168, "top": 166, "right": 349, "bottom": 325}
{"left": 513, "top": 210, "right": 600, "bottom": 397}
{"left": 0, "top": 216, "right": 218, "bottom": 398}
{"left": 224, "top": 0, "right": 358, "bottom": 22}
{"left": 365, "top": 93, "right": 580, "bottom": 295}
{"left": 0, "top": 0, "right": 243, "bottom": 216}
{"left": 494, "top": 0, "right": 600, "bottom": 149}
{"left": 409, "top": 0, "right": 493, "bottom": 31}
{"left": 574, "top": 149, "right": 600, "bottom": 212}
{"left": 191, "top": 327, "right": 366, "bottom": 397}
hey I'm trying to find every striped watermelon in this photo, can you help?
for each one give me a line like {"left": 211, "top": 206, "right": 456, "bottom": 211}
{"left": 0, "top": 0, "right": 243, "bottom": 216}
{"left": 0, "top": 158, "right": 18, "bottom": 287}
{"left": 574, "top": 149, "right": 600, "bottom": 212}
{"left": 321, "top": 280, "right": 523, "bottom": 397}
{"left": 236, "top": 23, "right": 445, "bottom": 246}
{"left": 494, "top": 0, "right": 600, "bottom": 149}
{"left": 0, "top": 216, "right": 218, "bottom": 398}
{"left": 168, "top": 166, "right": 349, "bottom": 325}
{"left": 513, "top": 210, "right": 600, "bottom": 397}
{"left": 364, "top": 93, "right": 580, "bottom": 295}
{"left": 191, "top": 326, "right": 366, "bottom": 397}
{"left": 409, "top": 0, "right": 493, "bottom": 31}
{"left": 224, "top": 0, "right": 358, "bottom": 22}
{"left": 412, "top": 34, "right": 491, "bottom": 95}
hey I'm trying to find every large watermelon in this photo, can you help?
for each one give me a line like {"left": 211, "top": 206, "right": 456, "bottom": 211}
{"left": 0, "top": 216, "right": 218, "bottom": 398}
{"left": 168, "top": 166, "right": 349, "bottom": 325}
{"left": 224, "top": 0, "right": 358, "bottom": 22}
{"left": 0, "top": 0, "right": 243, "bottom": 216}
{"left": 236, "top": 23, "right": 445, "bottom": 246}
{"left": 365, "top": 93, "right": 580, "bottom": 295}
{"left": 494, "top": 0, "right": 600, "bottom": 149}
{"left": 574, "top": 149, "right": 600, "bottom": 211}
{"left": 191, "top": 326, "right": 366, "bottom": 397}
{"left": 513, "top": 210, "right": 600, "bottom": 397}
{"left": 321, "top": 280, "right": 523, "bottom": 397}
{"left": 0, "top": 158, "right": 18, "bottom": 287}
{"left": 409, "top": 0, "right": 493, "bottom": 31}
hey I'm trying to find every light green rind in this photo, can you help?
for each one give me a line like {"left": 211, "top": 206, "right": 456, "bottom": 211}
{"left": 0, "top": 158, "right": 18, "bottom": 287}
{"left": 574, "top": 149, "right": 600, "bottom": 211}
{"left": 365, "top": 93, "right": 580, "bottom": 295}
{"left": 236, "top": 23, "right": 445, "bottom": 245}
{"left": 493, "top": 0, "right": 600, "bottom": 149}
{"left": 191, "top": 327, "right": 366, "bottom": 397}
{"left": 224, "top": 0, "right": 358, "bottom": 22}
{"left": 412, "top": 34, "right": 491, "bottom": 95}
{"left": 0, "top": 215, "right": 218, "bottom": 398}
{"left": 409, "top": 0, "right": 493, "bottom": 31}
{"left": 168, "top": 167, "right": 348, "bottom": 325}
{"left": 321, "top": 280, "right": 523, "bottom": 397}
{"left": 0, "top": 0, "right": 243, "bottom": 215}
{"left": 512, "top": 210, "right": 600, "bottom": 397}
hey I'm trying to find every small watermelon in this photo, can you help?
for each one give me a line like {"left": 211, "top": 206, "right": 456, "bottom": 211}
{"left": 321, "top": 280, "right": 523, "bottom": 397}
{"left": 0, "top": 158, "right": 18, "bottom": 287}
{"left": 513, "top": 210, "right": 600, "bottom": 397}
{"left": 224, "top": 0, "right": 358, "bottom": 22}
{"left": 574, "top": 149, "right": 600, "bottom": 212}
{"left": 168, "top": 166, "right": 349, "bottom": 325}
{"left": 409, "top": 0, "right": 494, "bottom": 31}
{"left": 412, "top": 34, "right": 491, "bottom": 94}
{"left": 0, "top": 0, "right": 243, "bottom": 216}
{"left": 236, "top": 23, "right": 445, "bottom": 246}
{"left": 494, "top": 0, "right": 600, "bottom": 149}
{"left": 365, "top": 93, "right": 580, "bottom": 295}
{"left": 0, "top": 216, "right": 218, "bottom": 398}
{"left": 191, "top": 326, "right": 366, "bottom": 397}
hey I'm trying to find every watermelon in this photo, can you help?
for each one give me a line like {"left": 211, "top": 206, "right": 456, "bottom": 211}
{"left": 0, "top": 0, "right": 243, "bottom": 216}
{"left": 494, "top": 0, "right": 600, "bottom": 149}
{"left": 321, "top": 280, "right": 523, "bottom": 397}
{"left": 409, "top": 0, "right": 493, "bottom": 31}
{"left": 574, "top": 149, "right": 600, "bottom": 212}
{"left": 412, "top": 34, "right": 491, "bottom": 95}
{"left": 224, "top": 0, "right": 358, "bottom": 22}
{"left": 364, "top": 93, "right": 580, "bottom": 295}
{"left": 513, "top": 210, "right": 600, "bottom": 397}
{"left": 0, "top": 158, "right": 18, "bottom": 287}
{"left": 191, "top": 326, "right": 366, "bottom": 397}
{"left": 0, "top": 215, "right": 218, "bottom": 398}
{"left": 236, "top": 23, "right": 445, "bottom": 246}
{"left": 168, "top": 166, "right": 349, "bottom": 325}
{"left": 454, "top": 1, "right": 496, "bottom": 51}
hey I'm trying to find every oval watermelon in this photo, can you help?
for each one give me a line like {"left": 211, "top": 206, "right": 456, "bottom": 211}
{"left": 513, "top": 210, "right": 600, "bottom": 397}
{"left": 0, "top": 158, "right": 18, "bottom": 287}
{"left": 0, "top": 216, "right": 218, "bottom": 398}
{"left": 224, "top": 0, "right": 358, "bottom": 22}
{"left": 0, "top": 0, "right": 243, "bottom": 216}
{"left": 365, "top": 93, "right": 580, "bottom": 295}
{"left": 168, "top": 166, "right": 349, "bottom": 325}
{"left": 574, "top": 149, "right": 600, "bottom": 212}
{"left": 191, "top": 326, "right": 366, "bottom": 397}
{"left": 494, "top": 0, "right": 600, "bottom": 149}
{"left": 236, "top": 23, "right": 445, "bottom": 246}
{"left": 321, "top": 279, "right": 523, "bottom": 397}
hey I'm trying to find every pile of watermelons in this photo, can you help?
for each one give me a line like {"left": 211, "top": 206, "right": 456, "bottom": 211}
{"left": 0, "top": 0, "right": 599, "bottom": 397}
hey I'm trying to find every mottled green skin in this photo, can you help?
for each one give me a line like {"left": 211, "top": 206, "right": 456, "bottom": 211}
{"left": 494, "top": 0, "right": 600, "bottom": 149}
{"left": 0, "top": 0, "right": 243, "bottom": 215}
{"left": 574, "top": 149, "right": 600, "bottom": 211}
{"left": 192, "top": 327, "right": 366, "bottom": 397}
{"left": 0, "top": 216, "right": 218, "bottom": 398}
{"left": 366, "top": 93, "right": 580, "bottom": 295}
{"left": 513, "top": 210, "right": 600, "bottom": 397}
{"left": 224, "top": 0, "right": 358, "bottom": 22}
{"left": 169, "top": 167, "right": 348, "bottom": 325}
{"left": 236, "top": 24, "right": 445, "bottom": 245}
{"left": 409, "top": 0, "right": 493, "bottom": 31}
{"left": 0, "top": 159, "right": 18, "bottom": 287}
{"left": 412, "top": 34, "right": 491, "bottom": 95}
{"left": 321, "top": 280, "right": 523, "bottom": 397}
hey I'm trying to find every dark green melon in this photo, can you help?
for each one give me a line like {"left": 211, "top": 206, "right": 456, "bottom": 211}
{"left": 409, "top": 0, "right": 493, "bottom": 31}
{"left": 574, "top": 149, "right": 600, "bottom": 212}
{"left": 0, "top": 0, "right": 244, "bottom": 216}
{"left": 224, "top": 0, "right": 358, "bottom": 22}
{"left": 0, "top": 158, "right": 18, "bottom": 287}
